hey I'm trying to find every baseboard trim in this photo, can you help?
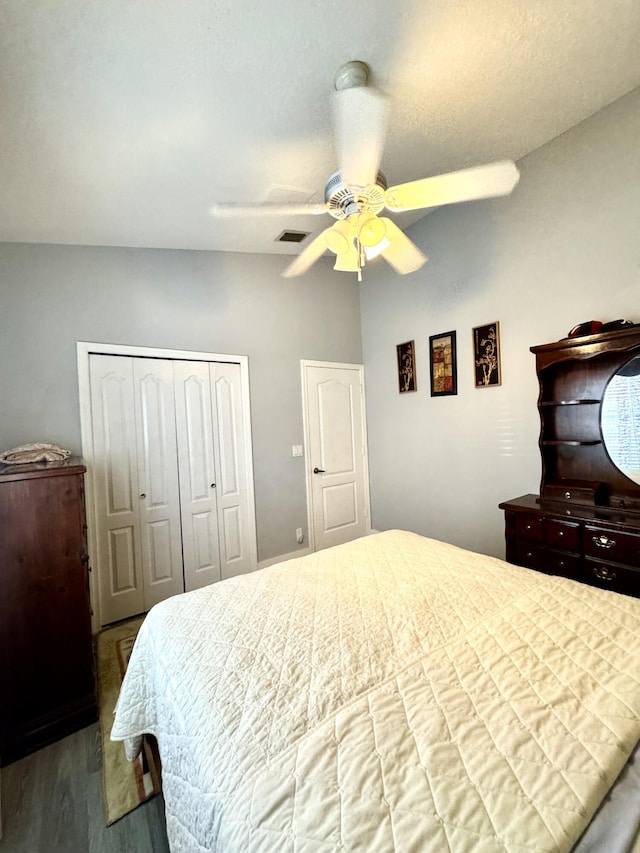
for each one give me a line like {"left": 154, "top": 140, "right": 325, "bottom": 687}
{"left": 258, "top": 546, "right": 312, "bottom": 569}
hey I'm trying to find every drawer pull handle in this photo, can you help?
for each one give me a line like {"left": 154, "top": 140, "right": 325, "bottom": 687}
{"left": 592, "top": 535, "right": 616, "bottom": 550}
{"left": 565, "top": 491, "right": 571, "bottom": 499}
{"left": 526, "top": 551, "right": 532, "bottom": 559}
{"left": 525, "top": 524, "right": 531, "bottom": 530}
{"left": 593, "top": 565, "right": 616, "bottom": 582}
{"left": 558, "top": 531, "right": 564, "bottom": 537}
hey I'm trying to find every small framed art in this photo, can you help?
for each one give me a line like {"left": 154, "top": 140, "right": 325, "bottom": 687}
{"left": 473, "top": 321, "right": 501, "bottom": 388}
{"left": 429, "top": 331, "right": 457, "bottom": 397}
{"left": 396, "top": 340, "right": 417, "bottom": 393}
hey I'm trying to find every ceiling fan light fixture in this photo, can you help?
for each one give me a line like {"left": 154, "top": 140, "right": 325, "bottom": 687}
{"left": 333, "top": 247, "right": 360, "bottom": 273}
{"left": 325, "top": 229, "right": 350, "bottom": 255}
{"left": 357, "top": 213, "right": 386, "bottom": 247}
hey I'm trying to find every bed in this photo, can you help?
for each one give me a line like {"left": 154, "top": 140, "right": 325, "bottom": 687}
{"left": 111, "top": 530, "right": 640, "bottom": 852}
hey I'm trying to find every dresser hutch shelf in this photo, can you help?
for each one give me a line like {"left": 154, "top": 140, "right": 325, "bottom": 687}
{"left": 500, "top": 326, "right": 640, "bottom": 599}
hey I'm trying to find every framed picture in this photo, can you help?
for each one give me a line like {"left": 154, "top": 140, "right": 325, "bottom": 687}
{"left": 429, "top": 331, "right": 457, "bottom": 397}
{"left": 473, "top": 321, "right": 501, "bottom": 388}
{"left": 396, "top": 340, "right": 417, "bottom": 393}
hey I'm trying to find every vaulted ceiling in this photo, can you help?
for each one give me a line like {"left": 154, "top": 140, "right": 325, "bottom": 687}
{"left": 2, "top": 1, "right": 640, "bottom": 256}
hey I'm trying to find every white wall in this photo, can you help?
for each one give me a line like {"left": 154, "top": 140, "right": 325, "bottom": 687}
{"left": 360, "top": 87, "right": 640, "bottom": 558}
{"left": 0, "top": 245, "right": 362, "bottom": 562}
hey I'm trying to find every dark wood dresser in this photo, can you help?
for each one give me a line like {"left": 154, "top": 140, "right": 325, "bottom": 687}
{"left": 0, "top": 458, "right": 96, "bottom": 765}
{"left": 500, "top": 494, "right": 640, "bottom": 597}
{"left": 501, "top": 326, "right": 640, "bottom": 599}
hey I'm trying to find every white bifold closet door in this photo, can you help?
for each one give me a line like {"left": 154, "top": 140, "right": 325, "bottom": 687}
{"left": 89, "top": 354, "right": 255, "bottom": 626}
{"left": 173, "top": 360, "right": 253, "bottom": 589}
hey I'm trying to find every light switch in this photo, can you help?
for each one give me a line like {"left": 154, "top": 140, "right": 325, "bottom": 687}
{"left": 292, "top": 445, "right": 304, "bottom": 458}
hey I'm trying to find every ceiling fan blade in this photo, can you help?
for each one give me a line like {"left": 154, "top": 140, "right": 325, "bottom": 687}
{"left": 281, "top": 228, "right": 331, "bottom": 278}
{"left": 210, "top": 202, "right": 328, "bottom": 217}
{"left": 333, "top": 86, "right": 389, "bottom": 188}
{"left": 385, "top": 160, "right": 520, "bottom": 213}
{"left": 378, "top": 218, "right": 427, "bottom": 275}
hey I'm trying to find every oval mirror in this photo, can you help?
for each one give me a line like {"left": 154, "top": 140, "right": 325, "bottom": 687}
{"left": 601, "top": 353, "right": 640, "bottom": 485}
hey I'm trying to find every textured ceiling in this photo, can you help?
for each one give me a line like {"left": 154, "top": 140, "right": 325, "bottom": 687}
{"left": 1, "top": 0, "right": 640, "bottom": 256}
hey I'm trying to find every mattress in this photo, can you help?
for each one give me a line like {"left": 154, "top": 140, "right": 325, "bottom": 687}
{"left": 111, "top": 530, "right": 640, "bottom": 852}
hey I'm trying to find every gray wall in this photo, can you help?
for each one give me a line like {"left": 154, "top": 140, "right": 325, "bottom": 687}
{"left": 0, "top": 245, "right": 362, "bottom": 561}
{"left": 360, "top": 86, "right": 640, "bottom": 558}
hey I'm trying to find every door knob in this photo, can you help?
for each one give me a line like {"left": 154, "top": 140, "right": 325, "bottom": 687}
{"left": 210, "top": 483, "right": 216, "bottom": 488}
{"left": 139, "top": 493, "right": 146, "bottom": 499}
{"left": 313, "top": 467, "right": 325, "bottom": 474}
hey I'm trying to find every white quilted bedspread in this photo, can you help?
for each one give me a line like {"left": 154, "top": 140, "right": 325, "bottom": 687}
{"left": 111, "top": 530, "right": 640, "bottom": 852}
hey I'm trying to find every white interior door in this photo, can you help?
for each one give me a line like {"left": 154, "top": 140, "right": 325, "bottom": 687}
{"left": 210, "top": 361, "right": 254, "bottom": 578}
{"left": 302, "top": 361, "right": 370, "bottom": 551}
{"left": 173, "top": 360, "right": 221, "bottom": 591}
{"left": 89, "top": 354, "right": 145, "bottom": 624}
{"left": 133, "top": 358, "right": 184, "bottom": 609}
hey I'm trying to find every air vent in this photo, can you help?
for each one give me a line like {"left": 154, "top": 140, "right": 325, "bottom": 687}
{"left": 276, "top": 230, "right": 309, "bottom": 243}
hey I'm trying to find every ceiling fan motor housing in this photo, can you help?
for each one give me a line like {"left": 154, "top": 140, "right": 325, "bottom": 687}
{"left": 324, "top": 170, "right": 388, "bottom": 220}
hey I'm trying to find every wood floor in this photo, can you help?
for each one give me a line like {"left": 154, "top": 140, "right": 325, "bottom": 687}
{"left": 0, "top": 723, "right": 170, "bottom": 853}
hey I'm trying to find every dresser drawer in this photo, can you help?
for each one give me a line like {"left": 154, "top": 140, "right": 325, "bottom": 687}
{"left": 515, "top": 541, "right": 547, "bottom": 571}
{"left": 584, "top": 558, "right": 640, "bottom": 597}
{"left": 515, "top": 514, "right": 543, "bottom": 541}
{"left": 584, "top": 526, "right": 640, "bottom": 567}
{"left": 545, "top": 549, "right": 581, "bottom": 580}
{"left": 515, "top": 541, "right": 580, "bottom": 580}
{"left": 544, "top": 519, "right": 580, "bottom": 551}
{"left": 542, "top": 479, "right": 606, "bottom": 506}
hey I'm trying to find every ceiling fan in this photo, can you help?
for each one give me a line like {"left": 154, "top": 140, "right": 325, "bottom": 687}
{"left": 210, "top": 61, "right": 520, "bottom": 280}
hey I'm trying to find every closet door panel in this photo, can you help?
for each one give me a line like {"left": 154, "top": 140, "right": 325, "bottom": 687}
{"left": 210, "top": 362, "right": 254, "bottom": 578}
{"left": 174, "top": 361, "right": 221, "bottom": 591}
{"left": 221, "top": 506, "right": 242, "bottom": 561}
{"left": 89, "top": 355, "right": 145, "bottom": 624}
{"left": 133, "top": 359, "right": 184, "bottom": 608}
{"left": 109, "top": 528, "right": 137, "bottom": 592}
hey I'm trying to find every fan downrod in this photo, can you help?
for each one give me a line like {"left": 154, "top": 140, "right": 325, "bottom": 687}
{"left": 334, "top": 60, "right": 369, "bottom": 91}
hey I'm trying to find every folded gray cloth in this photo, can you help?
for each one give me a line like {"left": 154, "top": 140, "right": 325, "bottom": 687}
{"left": 0, "top": 442, "right": 72, "bottom": 464}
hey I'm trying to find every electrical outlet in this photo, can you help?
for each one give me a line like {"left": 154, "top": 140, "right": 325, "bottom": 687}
{"left": 296, "top": 528, "right": 304, "bottom": 544}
